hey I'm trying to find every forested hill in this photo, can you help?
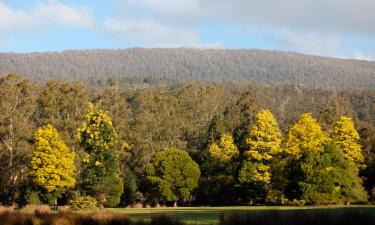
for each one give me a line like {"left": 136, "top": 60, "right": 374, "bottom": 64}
{"left": 1, "top": 48, "right": 375, "bottom": 88}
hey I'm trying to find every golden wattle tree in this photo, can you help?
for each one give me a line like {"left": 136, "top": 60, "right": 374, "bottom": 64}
{"left": 78, "top": 103, "right": 123, "bottom": 207}
{"left": 30, "top": 124, "right": 76, "bottom": 193}
{"left": 331, "top": 116, "right": 364, "bottom": 167}
{"left": 284, "top": 113, "right": 329, "bottom": 159}
{"left": 208, "top": 133, "right": 239, "bottom": 162}
{"left": 240, "top": 109, "right": 282, "bottom": 185}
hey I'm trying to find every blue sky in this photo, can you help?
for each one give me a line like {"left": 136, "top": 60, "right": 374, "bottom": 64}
{"left": 0, "top": 0, "right": 374, "bottom": 60}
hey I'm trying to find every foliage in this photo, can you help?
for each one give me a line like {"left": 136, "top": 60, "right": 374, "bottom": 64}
{"left": 245, "top": 109, "right": 282, "bottom": 160}
{"left": 296, "top": 143, "right": 367, "bottom": 204}
{"left": 0, "top": 74, "right": 375, "bottom": 206}
{"left": 77, "top": 103, "right": 118, "bottom": 152}
{"left": 284, "top": 113, "right": 329, "bottom": 159}
{"left": 78, "top": 104, "right": 123, "bottom": 207}
{"left": 37, "top": 80, "right": 88, "bottom": 149}
{"left": 0, "top": 74, "right": 37, "bottom": 204}
{"left": 121, "top": 168, "right": 138, "bottom": 206}
{"left": 239, "top": 160, "right": 271, "bottom": 185}
{"left": 146, "top": 148, "right": 201, "bottom": 203}
{"left": 208, "top": 133, "right": 238, "bottom": 162}
{"left": 25, "top": 191, "right": 41, "bottom": 205}
{"left": 68, "top": 196, "right": 98, "bottom": 211}
{"left": 242, "top": 109, "right": 282, "bottom": 185}
{"left": 30, "top": 124, "right": 76, "bottom": 192}
{"left": 331, "top": 116, "right": 364, "bottom": 167}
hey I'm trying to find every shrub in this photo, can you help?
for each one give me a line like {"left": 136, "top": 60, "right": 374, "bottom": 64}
{"left": 25, "top": 191, "right": 41, "bottom": 205}
{"left": 280, "top": 197, "right": 306, "bottom": 206}
{"left": 68, "top": 196, "right": 97, "bottom": 211}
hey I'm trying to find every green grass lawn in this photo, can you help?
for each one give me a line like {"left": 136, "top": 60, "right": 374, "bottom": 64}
{"left": 102, "top": 205, "right": 375, "bottom": 224}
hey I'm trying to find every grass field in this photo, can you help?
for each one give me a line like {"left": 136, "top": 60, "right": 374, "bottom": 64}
{"left": 102, "top": 206, "right": 375, "bottom": 224}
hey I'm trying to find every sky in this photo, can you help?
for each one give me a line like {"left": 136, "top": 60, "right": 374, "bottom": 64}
{"left": 0, "top": 0, "right": 374, "bottom": 60}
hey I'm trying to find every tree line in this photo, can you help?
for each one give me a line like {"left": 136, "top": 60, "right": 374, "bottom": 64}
{"left": 0, "top": 73, "right": 374, "bottom": 207}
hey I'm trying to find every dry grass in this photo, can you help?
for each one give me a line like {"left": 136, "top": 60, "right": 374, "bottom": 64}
{"left": 0, "top": 211, "right": 185, "bottom": 225}
{"left": 0, "top": 205, "right": 15, "bottom": 213}
{"left": 22, "top": 204, "right": 51, "bottom": 213}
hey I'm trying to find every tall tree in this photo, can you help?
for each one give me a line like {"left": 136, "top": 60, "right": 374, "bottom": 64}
{"left": 30, "top": 124, "right": 76, "bottom": 195}
{"left": 37, "top": 80, "right": 88, "bottom": 149}
{"left": 0, "top": 74, "right": 37, "bottom": 204}
{"left": 78, "top": 103, "right": 123, "bottom": 207}
{"left": 239, "top": 109, "right": 282, "bottom": 203}
{"left": 298, "top": 143, "right": 367, "bottom": 204}
{"left": 331, "top": 116, "right": 364, "bottom": 167}
{"left": 284, "top": 113, "right": 329, "bottom": 159}
{"left": 318, "top": 97, "right": 354, "bottom": 131}
{"left": 207, "top": 91, "right": 259, "bottom": 152}
{"left": 245, "top": 109, "right": 282, "bottom": 161}
{"left": 283, "top": 113, "right": 329, "bottom": 200}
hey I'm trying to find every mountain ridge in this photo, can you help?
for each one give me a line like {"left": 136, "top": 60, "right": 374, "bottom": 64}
{"left": 0, "top": 48, "right": 374, "bottom": 88}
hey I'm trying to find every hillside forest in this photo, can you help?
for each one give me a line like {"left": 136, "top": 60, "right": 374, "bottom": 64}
{"left": 0, "top": 73, "right": 375, "bottom": 207}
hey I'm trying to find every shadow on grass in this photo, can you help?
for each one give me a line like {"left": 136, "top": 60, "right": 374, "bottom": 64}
{"left": 219, "top": 208, "right": 375, "bottom": 225}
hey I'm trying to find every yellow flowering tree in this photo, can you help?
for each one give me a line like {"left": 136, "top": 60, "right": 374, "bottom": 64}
{"left": 78, "top": 103, "right": 118, "bottom": 152}
{"left": 208, "top": 133, "right": 239, "bottom": 162}
{"left": 240, "top": 109, "right": 282, "bottom": 185}
{"left": 239, "top": 109, "right": 282, "bottom": 203}
{"left": 331, "top": 116, "right": 364, "bottom": 167}
{"left": 245, "top": 109, "right": 282, "bottom": 161}
{"left": 284, "top": 113, "right": 329, "bottom": 159}
{"left": 30, "top": 124, "right": 76, "bottom": 193}
{"left": 78, "top": 103, "right": 123, "bottom": 207}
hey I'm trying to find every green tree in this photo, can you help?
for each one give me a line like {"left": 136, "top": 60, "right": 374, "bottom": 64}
{"left": 78, "top": 104, "right": 123, "bottom": 207}
{"left": 120, "top": 167, "right": 138, "bottom": 206}
{"left": 298, "top": 143, "right": 367, "bottom": 204}
{"left": 284, "top": 113, "right": 329, "bottom": 159}
{"left": 331, "top": 116, "right": 364, "bottom": 167}
{"left": 318, "top": 98, "right": 354, "bottom": 131}
{"left": 30, "top": 124, "right": 76, "bottom": 195}
{"left": 146, "top": 148, "right": 200, "bottom": 206}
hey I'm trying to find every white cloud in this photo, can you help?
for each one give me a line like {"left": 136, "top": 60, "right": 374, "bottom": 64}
{"left": 107, "top": 0, "right": 375, "bottom": 56}
{"left": 127, "top": 0, "right": 201, "bottom": 16}
{"left": 276, "top": 31, "right": 342, "bottom": 57}
{"left": 101, "top": 17, "right": 222, "bottom": 48}
{"left": 352, "top": 52, "right": 374, "bottom": 61}
{"left": 33, "top": 0, "right": 94, "bottom": 28}
{"left": 114, "top": 0, "right": 375, "bottom": 36}
{"left": 0, "top": 0, "right": 94, "bottom": 32}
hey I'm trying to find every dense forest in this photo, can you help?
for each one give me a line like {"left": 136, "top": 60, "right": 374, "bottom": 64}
{"left": 1, "top": 49, "right": 375, "bottom": 88}
{"left": 0, "top": 72, "right": 374, "bottom": 208}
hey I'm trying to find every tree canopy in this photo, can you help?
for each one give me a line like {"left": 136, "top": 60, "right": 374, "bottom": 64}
{"left": 146, "top": 148, "right": 201, "bottom": 204}
{"left": 30, "top": 124, "right": 76, "bottom": 192}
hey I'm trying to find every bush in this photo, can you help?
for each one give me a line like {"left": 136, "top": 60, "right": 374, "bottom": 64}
{"left": 102, "top": 175, "right": 124, "bottom": 208}
{"left": 68, "top": 196, "right": 97, "bottom": 211}
{"left": 25, "top": 191, "right": 41, "bottom": 205}
{"left": 280, "top": 197, "right": 306, "bottom": 206}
